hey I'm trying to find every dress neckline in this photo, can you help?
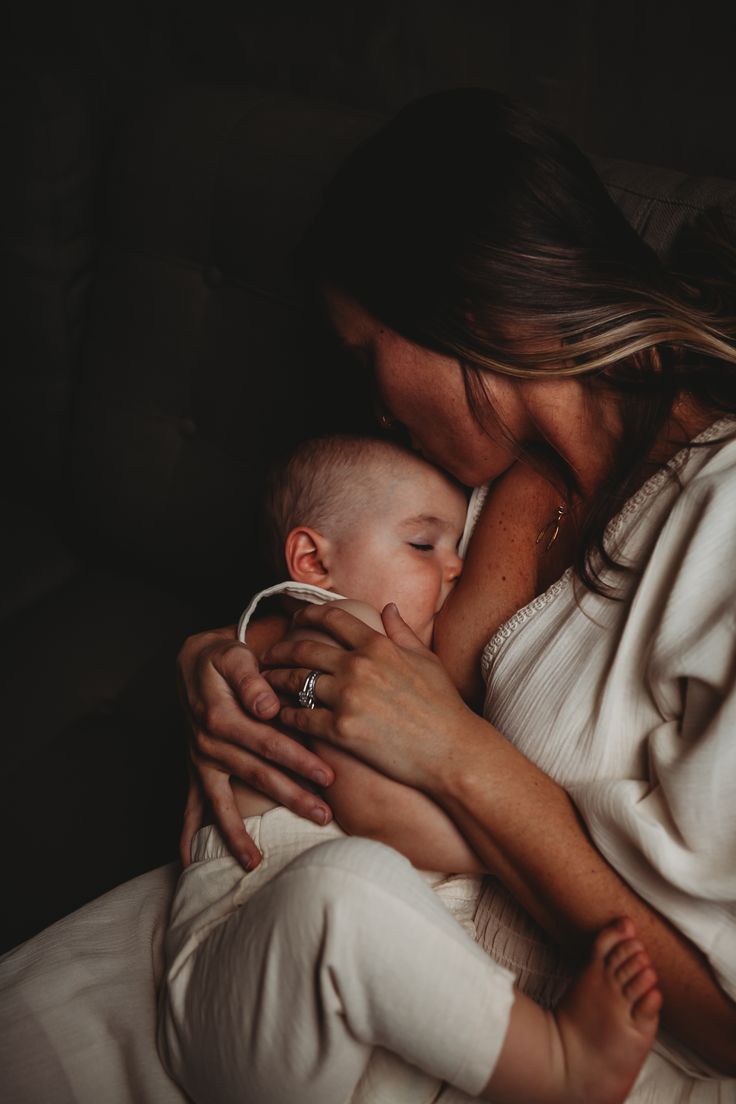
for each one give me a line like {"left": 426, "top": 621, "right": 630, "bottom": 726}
{"left": 481, "top": 416, "right": 736, "bottom": 675}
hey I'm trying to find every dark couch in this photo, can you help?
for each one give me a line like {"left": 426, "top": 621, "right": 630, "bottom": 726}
{"left": 4, "top": 50, "right": 736, "bottom": 952}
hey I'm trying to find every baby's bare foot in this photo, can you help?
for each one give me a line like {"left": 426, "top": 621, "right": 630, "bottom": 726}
{"left": 555, "top": 917, "right": 662, "bottom": 1104}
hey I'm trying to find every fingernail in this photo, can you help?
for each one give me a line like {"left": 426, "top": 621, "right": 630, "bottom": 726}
{"left": 311, "top": 807, "right": 328, "bottom": 825}
{"left": 254, "top": 693, "right": 277, "bottom": 716}
{"left": 242, "top": 854, "right": 259, "bottom": 871}
{"left": 311, "top": 770, "right": 329, "bottom": 786}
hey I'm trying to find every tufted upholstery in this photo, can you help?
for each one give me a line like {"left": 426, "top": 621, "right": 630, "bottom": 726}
{"left": 2, "top": 72, "right": 736, "bottom": 951}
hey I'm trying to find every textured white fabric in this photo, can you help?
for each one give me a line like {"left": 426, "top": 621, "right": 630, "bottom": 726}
{"left": 0, "top": 864, "right": 188, "bottom": 1104}
{"left": 159, "top": 811, "right": 511, "bottom": 1104}
{"left": 474, "top": 418, "right": 736, "bottom": 1098}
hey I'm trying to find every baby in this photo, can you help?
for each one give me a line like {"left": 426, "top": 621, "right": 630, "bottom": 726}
{"left": 229, "top": 433, "right": 472, "bottom": 858}
{"left": 159, "top": 434, "right": 661, "bottom": 1104}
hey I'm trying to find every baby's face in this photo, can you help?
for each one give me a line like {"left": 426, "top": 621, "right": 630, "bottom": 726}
{"left": 329, "top": 458, "right": 466, "bottom": 646}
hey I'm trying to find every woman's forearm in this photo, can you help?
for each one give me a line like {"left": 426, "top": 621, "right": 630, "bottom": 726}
{"left": 436, "top": 717, "right": 736, "bottom": 1075}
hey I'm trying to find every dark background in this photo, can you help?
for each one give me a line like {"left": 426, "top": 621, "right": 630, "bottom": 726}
{"left": 7, "top": 0, "right": 736, "bottom": 178}
{"left": 2, "top": 0, "right": 734, "bottom": 951}
{"left": 5, "top": 0, "right": 735, "bottom": 521}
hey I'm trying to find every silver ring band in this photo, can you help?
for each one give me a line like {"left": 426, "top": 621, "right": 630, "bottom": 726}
{"left": 297, "top": 669, "right": 320, "bottom": 709}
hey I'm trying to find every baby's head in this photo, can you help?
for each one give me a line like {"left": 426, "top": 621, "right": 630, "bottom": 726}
{"left": 265, "top": 435, "right": 466, "bottom": 645}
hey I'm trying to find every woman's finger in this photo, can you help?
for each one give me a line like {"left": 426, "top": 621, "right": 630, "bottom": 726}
{"left": 197, "top": 760, "right": 264, "bottom": 871}
{"left": 195, "top": 736, "right": 335, "bottom": 822}
{"left": 278, "top": 705, "right": 335, "bottom": 743}
{"left": 212, "top": 642, "right": 280, "bottom": 720}
{"left": 381, "top": 602, "right": 430, "bottom": 654}
{"left": 194, "top": 713, "right": 335, "bottom": 786}
{"left": 180, "top": 770, "right": 206, "bottom": 868}
{"left": 264, "top": 667, "right": 337, "bottom": 707}
{"left": 263, "top": 634, "right": 349, "bottom": 674}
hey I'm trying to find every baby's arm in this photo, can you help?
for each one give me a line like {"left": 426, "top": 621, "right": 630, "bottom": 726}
{"left": 305, "top": 599, "right": 485, "bottom": 875}
{"left": 315, "top": 737, "right": 484, "bottom": 873}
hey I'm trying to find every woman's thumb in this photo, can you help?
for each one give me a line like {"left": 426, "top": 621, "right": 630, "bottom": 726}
{"left": 381, "top": 603, "right": 427, "bottom": 652}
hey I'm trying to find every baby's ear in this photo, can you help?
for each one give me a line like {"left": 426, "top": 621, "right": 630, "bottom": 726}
{"left": 284, "top": 527, "right": 333, "bottom": 587}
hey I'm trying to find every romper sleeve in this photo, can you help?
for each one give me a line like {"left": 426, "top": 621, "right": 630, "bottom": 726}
{"left": 568, "top": 455, "right": 736, "bottom": 1002}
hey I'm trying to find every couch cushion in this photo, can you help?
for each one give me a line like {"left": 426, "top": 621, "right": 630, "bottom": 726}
{"left": 592, "top": 155, "right": 736, "bottom": 256}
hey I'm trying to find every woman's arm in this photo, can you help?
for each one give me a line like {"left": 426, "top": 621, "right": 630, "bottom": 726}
{"left": 433, "top": 463, "right": 569, "bottom": 707}
{"left": 264, "top": 604, "right": 736, "bottom": 1076}
{"left": 438, "top": 720, "right": 736, "bottom": 1076}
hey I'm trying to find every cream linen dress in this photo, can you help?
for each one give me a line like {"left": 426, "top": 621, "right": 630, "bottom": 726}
{"left": 452, "top": 418, "right": 736, "bottom": 1103}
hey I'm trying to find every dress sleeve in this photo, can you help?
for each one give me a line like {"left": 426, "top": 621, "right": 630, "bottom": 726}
{"left": 569, "top": 459, "right": 736, "bottom": 1002}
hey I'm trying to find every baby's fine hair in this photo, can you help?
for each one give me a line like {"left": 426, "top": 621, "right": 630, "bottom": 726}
{"left": 264, "top": 434, "right": 415, "bottom": 575}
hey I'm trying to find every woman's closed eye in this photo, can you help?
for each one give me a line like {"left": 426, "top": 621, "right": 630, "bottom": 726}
{"left": 409, "top": 542, "right": 434, "bottom": 552}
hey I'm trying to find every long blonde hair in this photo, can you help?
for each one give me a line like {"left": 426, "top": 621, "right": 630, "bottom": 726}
{"left": 297, "top": 89, "right": 736, "bottom": 593}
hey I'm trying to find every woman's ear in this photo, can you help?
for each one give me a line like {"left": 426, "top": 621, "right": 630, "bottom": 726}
{"left": 284, "top": 527, "right": 333, "bottom": 587}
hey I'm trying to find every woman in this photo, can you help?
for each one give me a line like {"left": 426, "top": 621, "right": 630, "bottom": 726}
{"left": 177, "top": 89, "right": 736, "bottom": 1099}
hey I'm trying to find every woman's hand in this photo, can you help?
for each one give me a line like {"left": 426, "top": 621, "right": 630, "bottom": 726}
{"left": 263, "top": 603, "right": 478, "bottom": 792}
{"left": 177, "top": 623, "right": 336, "bottom": 870}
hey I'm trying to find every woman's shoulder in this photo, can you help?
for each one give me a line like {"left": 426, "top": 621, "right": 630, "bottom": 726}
{"left": 688, "top": 419, "right": 736, "bottom": 478}
{"left": 464, "top": 462, "right": 565, "bottom": 537}
{"left": 668, "top": 419, "right": 736, "bottom": 521}
{"left": 610, "top": 419, "right": 736, "bottom": 547}
{"left": 642, "top": 426, "right": 736, "bottom": 652}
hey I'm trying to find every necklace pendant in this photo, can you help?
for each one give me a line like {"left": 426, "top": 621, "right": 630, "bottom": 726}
{"left": 536, "top": 504, "right": 566, "bottom": 553}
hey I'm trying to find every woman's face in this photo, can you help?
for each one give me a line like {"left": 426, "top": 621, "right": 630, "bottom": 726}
{"left": 323, "top": 287, "right": 534, "bottom": 486}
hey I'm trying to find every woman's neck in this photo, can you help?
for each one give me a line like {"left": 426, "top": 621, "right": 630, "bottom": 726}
{"left": 526, "top": 390, "right": 722, "bottom": 591}
{"left": 609, "top": 395, "right": 720, "bottom": 510}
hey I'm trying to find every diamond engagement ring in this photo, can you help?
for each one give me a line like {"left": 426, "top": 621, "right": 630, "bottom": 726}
{"left": 297, "top": 669, "right": 321, "bottom": 709}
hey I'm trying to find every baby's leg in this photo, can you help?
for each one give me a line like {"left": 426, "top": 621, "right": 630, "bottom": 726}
{"left": 482, "top": 917, "right": 661, "bottom": 1104}
{"left": 164, "top": 836, "right": 515, "bottom": 1104}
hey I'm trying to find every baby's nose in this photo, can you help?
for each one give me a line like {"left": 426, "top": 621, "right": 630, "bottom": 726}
{"left": 446, "top": 551, "right": 463, "bottom": 581}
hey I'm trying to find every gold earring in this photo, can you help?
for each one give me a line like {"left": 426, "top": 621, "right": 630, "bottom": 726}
{"left": 536, "top": 504, "right": 567, "bottom": 552}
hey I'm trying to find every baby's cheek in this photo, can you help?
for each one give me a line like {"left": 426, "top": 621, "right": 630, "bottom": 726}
{"left": 414, "top": 615, "right": 435, "bottom": 648}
